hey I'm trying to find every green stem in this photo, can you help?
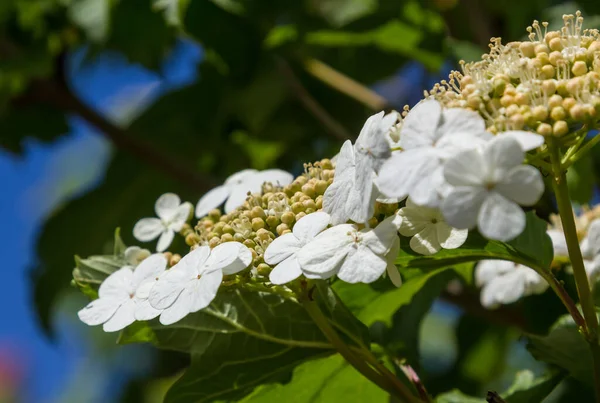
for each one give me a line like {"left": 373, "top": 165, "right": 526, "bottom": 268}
{"left": 548, "top": 138, "right": 600, "bottom": 402}
{"left": 302, "top": 298, "right": 422, "bottom": 402}
{"left": 564, "top": 131, "right": 600, "bottom": 169}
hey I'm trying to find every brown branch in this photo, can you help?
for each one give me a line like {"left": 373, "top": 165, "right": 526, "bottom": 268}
{"left": 276, "top": 57, "right": 351, "bottom": 141}
{"left": 22, "top": 78, "right": 216, "bottom": 191}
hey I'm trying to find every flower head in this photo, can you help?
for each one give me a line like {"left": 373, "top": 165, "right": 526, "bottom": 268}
{"left": 149, "top": 242, "right": 252, "bottom": 325}
{"left": 476, "top": 259, "right": 548, "bottom": 308}
{"left": 78, "top": 254, "right": 167, "bottom": 332}
{"left": 297, "top": 215, "right": 400, "bottom": 284}
{"left": 133, "top": 193, "right": 192, "bottom": 252}
{"left": 377, "top": 100, "right": 490, "bottom": 208}
{"left": 265, "top": 212, "right": 331, "bottom": 284}
{"left": 195, "top": 169, "right": 293, "bottom": 218}
{"left": 441, "top": 136, "right": 544, "bottom": 241}
{"left": 397, "top": 197, "right": 468, "bottom": 255}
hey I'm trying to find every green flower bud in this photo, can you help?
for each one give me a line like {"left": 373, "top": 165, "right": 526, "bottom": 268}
{"left": 281, "top": 211, "right": 295, "bottom": 226}
{"left": 266, "top": 215, "right": 280, "bottom": 228}
{"left": 252, "top": 217, "right": 265, "bottom": 231}
{"left": 221, "top": 233, "right": 234, "bottom": 242}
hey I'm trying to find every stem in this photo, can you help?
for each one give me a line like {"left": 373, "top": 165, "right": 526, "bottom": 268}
{"left": 302, "top": 298, "right": 421, "bottom": 402}
{"left": 564, "top": 131, "right": 600, "bottom": 169}
{"left": 548, "top": 138, "right": 600, "bottom": 402}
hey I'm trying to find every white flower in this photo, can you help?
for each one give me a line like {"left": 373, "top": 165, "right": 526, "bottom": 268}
{"left": 78, "top": 254, "right": 167, "bottom": 332}
{"left": 149, "top": 242, "right": 252, "bottom": 325}
{"left": 133, "top": 193, "right": 192, "bottom": 252}
{"left": 547, "top": 228, "right": 568, "bottom": 258}
{"left": 297, "top": 215, "right": 400, "bottom": 284}
{"left": 195, "top": 169, "right": 293, "bottom": 218}
{"left": 397, "top": 197, "right": 468, "bottom": 255}
{"left": 476, "top": 259, "right": 548, "bottom": 308}
{"left": 323, "top": 112, "right": 395, "bottom": 225}
{"left": 580, "top": 219, "right": 600, "bottom": 283}
{"left": 377, "top": 100, "right": 490, "bottom": 208}
{"left": 441, "top": 136, "right": 544, "bottom": 242}
{"left": 265, "top": 212, "right": 331, "bottom": 285}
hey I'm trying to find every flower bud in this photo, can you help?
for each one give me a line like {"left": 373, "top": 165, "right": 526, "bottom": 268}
{"left": 301, "top": 183, "right": 316, "bottom": 198}
{"left": 553, "top": 120, "right": 569, "bottom": 136}
{"left": 535, "top": 43, "right": 549, "bottom": 55}
{"left": 532, "top": 105, "right": 549, "bottom": 121}
{"left": 266, "top": 215, "right": 280, "bottom": 228}
{"left": 519, "top": 42, "right": 535, "bottom": 58}
{"left": 250, "top": 206, "right": 265, "bottom": 219}
{"left": 221, "top": 233, "right": 234, "bottom": 242}
{"left": 549, "top": 51, "right": 563, "bottom": 66}
{"left": 234, "top": 233, "right": 245, "bottom": 242}
{"left": 550, "top": 106, "right": 567, "bottom": 121}
{"left": 537, "top": 123, "right": 552, "bottom": 136}
{"left": 276, "top": 223, "right": 289, "bottom": 235}
{"left": 257, "top": 263, "right": 271, "bottom": 276}
{"left": 256, "top": 228, "right": 271, "bottom": 241}
{"left": 562, "top": 97, "right": 577, "bottom": 111}
{"left": 315, "top": 195, "right": 323, "bottom": 209}
{"left": 569, "top": 104, "right": 586, "bottom": 120}
{"left": 291, "top": 202, "right": 304, "bottom": 214}
{"left": 548, "top": 94, "right": 563, "bottom": 109}
{"left": 222, "top": 224, "right": 234, "bottom": 235}
{"left": 185, "top": 232, "right": 200, "bottom": 246}
{"left": 209, "top": 237, "right": 220, "bottom": 248}
{"left": 169, "top": 254, "right": 181, "bottom": 266}
{"left": 281, "top": 211, "right": 295, "bottom": 226}
{"left": 541, "top": 65, "right": 556, "bottom": 79}
{"left": 295, "top": 212, "right": 307, "bottom": 221}
{"left": 549, "top": 37, "right": 563, "bottom": 51}
{"left": 251, "top": 217, "right": 265, "bottom": 231}
{"left": 572, "top": 61, "right": 588, "bottom": 77}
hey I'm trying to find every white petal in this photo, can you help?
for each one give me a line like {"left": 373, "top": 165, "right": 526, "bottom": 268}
{"left": 362, "top": 215, "right": 399, "bottom": 255}
{"left": 409, "top": 225, "right": 440, "bottom": 255}
{"left": 224, "top": 169, "right": 259, "bottom": 184}
{"left": 398, "top": 205, "right": 430, "bottom": 237}
{"left": 443, "top": 148, "right": 486, "bottom": 186}
{"left": 156, "top": 229, "right": 175, "bottom": 252}
{"left": 209, "top": 242, "right": 252, "bottom": 275}
{"left": 264, "top": 233, "right": 302, "bottom": 265}
{"left": 132, "top": 253, "right": 167, "bottom": 288}
{"left": 149, "top": 256, "right": 198, "bottom": 310}
{"left": 78, "top": 298, "right": 120, "bottom": 326}
{"left": 547, "top": 229, "right": 568, "bottom": 258}
{"left": 168, "top": 202, "right": 192, "bottom": 231}
{"left": 385, "top": 237, "right": 402, "bottom": 287}
{"left": 195, "top": 185, "right": 231, "bottom": 218}
{"left": 586, "top": 219, "right": 600, "bottom": 257}
{"left": 134, "top": 299, "right": 162, "bottom": 321}
{"left": 436, "top": 132, "right": 489, "bottom": 159}
{"left": 355, "top": 111, "right": 393, "bottom": 171}
{"left": 323, "top": 177, "right": 352, "bottom": 225}
{"left": 483, "top": 136, "right": 524, "bottom": 179}
{"left": 480, "top": 271, "right": 526, "bottom": 307}
{"left": 134, "top": 280, "right": 155, "bottom": 300}
{"left": 400, "top": 99, "right": 442, "bottom": 149}
{"left": 225, "top": 183, "right": 256, "bottom": 213}
{"left": 409, "top": 163, "right": 445, "bottom": 208}
{"left": 346, "top": 174, "right": 377, "bottom": 224}
{"left": 478, "top": 192, "right": 525, "bottom": 241}
{"left": 523, "top": 268, "right": 549, "bottom": 294}
{"left": 253, "top": 169, "right": 294, "bottom": 187}
{"left": 190, "top": 270, "right": 223, "bottom": 312}
{"left": 437, "top": 224, "right": 468, "bottom": 250}
{"left": 298, "top": 224, "right": 353, "bottom": 275}
{"left": 99, "top": 267, "right": 134, "bottom": 299}
{"left": 438, "top": 107, "right": 486, "bottom": 136}
{"left": 441, "top": 187, "right": 486, "bottom": 230}
{"left": 103, "top": 299, "right": 136, "bottom": 332}
{"left": 159, "top": 287, "right": 193, "bottom": 325}
{"left": 496, "top": 165, "right": 544, "bottom": 206}
{"left": 292, "top": 212, "right": 331, "bottom": 243}
{"left": 501, "top": 131, "right": 545, "bottom": 151}
{"left": 337, "top": 247, "right": 387, "bottom": 283}
{"left": 133, "top": 218, "right": 165, "bottom": 242}
{"left": 331, "top": 140, "right": 356, "bottom": 177}
{"left": 269, "top": 256, "right": 303, "bottom": 284}
{"left": 475, "top": 260, "right": 516, "bottom": 286}
{"left": 377, "top": 149, "right": 437, "bottom": 199}
{"left": 155, "top": 193, "right": 181, "bottom": 221}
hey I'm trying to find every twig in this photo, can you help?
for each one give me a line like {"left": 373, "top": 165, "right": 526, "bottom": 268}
{"left": 275, "top": 57, "right": 351, "bottom": 141}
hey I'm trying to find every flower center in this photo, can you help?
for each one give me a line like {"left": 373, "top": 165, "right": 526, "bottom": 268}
{"left": 485, "top": 182, "right": 496, "bottom": 191}
{"left": 431, "top": 218, "right": 438, "bottom": 224}
{"left": 197, "top": 274, "right": 202, "bottom": 280}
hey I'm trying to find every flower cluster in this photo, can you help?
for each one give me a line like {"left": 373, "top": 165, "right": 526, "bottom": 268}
{"left": 428, "top": 11, "right": 600, "bottom": 136}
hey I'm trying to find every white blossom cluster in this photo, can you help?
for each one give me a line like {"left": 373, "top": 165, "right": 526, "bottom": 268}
{"left": 78, "top": 97, "right": 567, "bottom": 331}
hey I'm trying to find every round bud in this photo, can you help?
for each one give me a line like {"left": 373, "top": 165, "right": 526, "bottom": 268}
{"left": 509, "top": 114, "right": 525, "bottom": 130}
{"left": 466, "top": 94, "right": 482, "bottom": 110}
{"left": 169, "top": 254, "right": 181, "bottom": 267}
{"left": 208, "top": 209, "right": 221, "bottom": 220}
{"left": 276, "top": 223, "right": 289, "bottom": 235}
{"left": 505, "top": 104, "right": 519, "bottom": 117}
{"left": 549, "top": 37, "right": 563, "bottom": 51}
{"left": 542, "top": 79, "right": 557, "bottom": 95}
{"left": 514, "top": 92, "right": 529, "bottom": 106}
{"left": 550, "top": 106, "right": 567, "bottom": 121}
{"left": 266, "top": 215, "right": 280, "bottom": 228}
{"left": 221, "top": 233, "right": 234, "bottom": 242}
{"left": 295, "top": 176, "right": 308, "bottom": 186}
{"left": 549, "top": 51, "right": 563, "bottom": 66}
{"left": 569, "top": 104, "right": 586, "bottom": 121}
{"left": 562, "top": 97, "right": 577, "bottom": 111}
{"left": 553, "top": 120, "right": 569, "bottom": 136}
{"left": 295, "top": 212, "right": 307, "bottom": 221}
{"left": 500, "top": 95, "right": 514, "bottom": 107}
{"left": 251, "top": 217, "right": 265, "bottom": 231}
{"left": 185, "top": 232, "right": 200, "bottom": 246}
{"left": 302, "top": 199, "right": 317, "bottom": 210}
{"left": 321, "top": 159, "right": 333, "bottom": 169}
{"left": 535, "top": 43, "right": 549, "bottom": 55}
{"left": 545, "top": 31, "right": 560, "bottom": 42}
{"left": 291, "top": 202, "right": 304, "bottom": 214}
{"left": 163, "top": 251, "right": 173, "bottom": 262}
{"left": 243, "top": 239, "right": 256, "bottom": 249}
{"left": 213, "top": 221, "right": 225, "bottom": 235}
{"left": 519, "top": 41, "right": 535, "bottom": 58}
{"left": 256, "top": 228, "right": 271, "bottom": 241}
{"left": 315, "top": 195, "right": 323, "bottom": 209}
{"left": 536, "top": 123, "right": 553, "bottom": 136}
{"left": 572, "top": 61, "right": 588, "bottom": 77}
{"left": 257, "top": 263, "right": 271, "bottom": 276}
{"left": 281, "top": 211, "right": 295, "bottom": 226}
{"left": 251, "top": 206, "right": 266, "bottom": 219}
{"left": 222, "top": 224, "right": 234, "bottom": 235}
{"left": 301, "top": 183, "right": 316, "bottom": 198}
{"left": 548, "top": 94, "right": 563, "bottom": 108}
{"left": 541, "top": 65, "right": 556, "bottom": 80}
{"left": 314, "top": 180, "right": 328, "bottom": 196}
{"left": 209, "top": 237, "right": 220, "bottom": 248}
{"left": 233, "top": 233, "right": 245, "bottom": 242}
{"left": 532, "top": 105, "right": 549, "bottom": 121}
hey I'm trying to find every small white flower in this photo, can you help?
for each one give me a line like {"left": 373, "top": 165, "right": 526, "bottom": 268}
{"left": 297, "top": 215, "right": 399, "bottom": 284}
{"left": 441, "top": 136, "right": 544, "bottom": 242}
{"left": 149, "top": 242, "right": 252, "bottom": 325}
{"left": 133, "top": 193, "right": 192, "bottom": 252}
{"left": 377, "top": 99, "right": 490, "bottom": 208}
{"left": 397, "top": 197, "right": 468, "bottom": 255}
{"left": 476, "top": 259, "right": 548, "bottom": 308}
{"left": 195, "top": 169, "right": 293, "bottom": 218}
{"left": 78, "top": 254, "right": 167, "bottom": 332}
{"left": 547, "top": 228, "right": 568, "bottom": 258}
{"left": 580, "top": 219, "right": 600, "bottom": 283}
{"left": 324, "top": 112, "right": 395, "bottom": 225}
{"left": 265, "top": 212, "right": 331, "bottom": 285}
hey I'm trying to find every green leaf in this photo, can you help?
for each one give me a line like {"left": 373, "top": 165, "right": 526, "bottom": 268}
{"left": 436, "top": 389, "right": 484, "bottom": 403}
{"left": 395, "top": 212, "right": 553, "bottom": 272}
{"left": 567, "top": 153, "right": 595, "bottom": 205}
{"left": 502, "top": 370, "right": 564, "bottom": 403}
{"left": 527, "top": 314, "right": 596, "bottom": 387}
{"left": 241, "top": 354, "right": 388, "bottom": 402}
{"left": 72, "top": 229, "right": 127, "bottom": 289}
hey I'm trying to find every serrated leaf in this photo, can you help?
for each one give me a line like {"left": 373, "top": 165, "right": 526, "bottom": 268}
{"left": 395, "top": 212, "right": 553, "bottom": 273}
{"left": 527, "top": 314, "right": 596, "bottom": 387}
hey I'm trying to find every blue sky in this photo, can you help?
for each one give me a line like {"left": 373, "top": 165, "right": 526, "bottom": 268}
{"left": 0, "top": 39, "right": 201, "bottom": 402}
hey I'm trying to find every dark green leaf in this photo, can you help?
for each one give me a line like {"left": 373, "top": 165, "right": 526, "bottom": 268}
{"left": 527, "top": 314, "right": 596, "bottom": 388}
{"left": 567, "top": 151, "right": 595, "bottom": 204}
{"left": 435, "top": 389, "right": 484, "bottom": 403}
{"left": 502, "top": 370, "right": 564, "bottom": 403}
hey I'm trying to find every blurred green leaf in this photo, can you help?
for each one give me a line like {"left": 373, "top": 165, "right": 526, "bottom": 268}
{"left": 527, "top": 314, "right": 596, "bottom": 388}
{"left": 567, "top": 153, "right": 595, "bottom": 205}
{"left": 435, "top": 389, "right": 484, "bottom": 403}
{"left": 502, "top": 370, "right": 563, "bottom": 403}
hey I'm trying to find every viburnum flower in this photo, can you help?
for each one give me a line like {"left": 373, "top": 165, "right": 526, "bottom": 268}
{"left": 195, "top": 169, "right": 293, "bottom": 218}
{"left": 265, "top": 212, "right": 331, "bottom": 285}
{"left": 78, "top": 254, "right": 167, "bottom": 332}
{"left": 476, "top": 259, "right": 548, "bottom": 308}
{"left": 149, "top": 242, "right": 252, "bottom": 325}
{"left": 133, "top": 193, "right": 192, "bottom": 252}
{"left": 397, "top": 197, "right": 468, "bottom": 255}
{"left": 297, "top": 215, "right": 399, "bottom": 283}
{"left": 324, "top": 111, "right": 395, "bottom": 225}
{"left": 580, "top": 218, "right": 600, "bottom": 284}
{"left": 547, "top": 228, "right": 568, "bottom": 258}
{"left": 441, "top": 136, "right": 544, "bottom": 242}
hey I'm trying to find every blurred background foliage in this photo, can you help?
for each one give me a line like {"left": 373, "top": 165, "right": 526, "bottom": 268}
{"left": 3, "top": 0, "right": 600, "bottom": 402}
